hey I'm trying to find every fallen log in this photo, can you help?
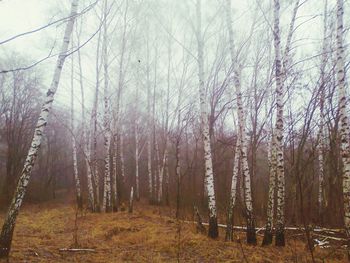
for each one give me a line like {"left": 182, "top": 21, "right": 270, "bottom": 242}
{"left": 313, "top": 233, "right": 347, "bottom": 242}
{"left": 184, "top": 220, "right": 344, "bottom": 235}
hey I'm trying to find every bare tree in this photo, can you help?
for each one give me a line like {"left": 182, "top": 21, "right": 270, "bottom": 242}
{"left": 102, "top": 0, "right": 112, "bottom": 213}
{"left": 335, "top": 0, "right": 350, "bottom": 257}
{"left": 70, "top": 45, "right": 83, "bottom": 209}
{"left": 0, "top": 0, "right": 79, "bottom": 257}
{"left": 195, "top": 0, "right": 218, "bottom": 238}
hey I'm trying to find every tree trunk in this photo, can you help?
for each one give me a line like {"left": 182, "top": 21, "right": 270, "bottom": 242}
{"left": 226, "top": 142, "right": 240, "bottom": 241}
{"left": 77, "top": 28, "right": 95, "bottom": 212}
{"left": 336, "top": 0, "right": 350, "bottom": 258}
{"left": 225, "top": 0, "right": 256, "bottom": 244}
{"left": 135, "top": 76, "right": 140, "bottom": 201}
{"left": 120, "top": 129, "right": 126, "bottom": 197}
{"left": 317, "top": 0, "right": 328, "bottom": 224}
{"left": 102, "top": 0, "right": 112, "bottom": 213}
{"left": 196, "top": 0, "right": 218, "bottom": 239}
{"left": 146, "top": 36, "right": 153, "bottom": 204}
{"left": 70, "top": 42, "right": 83, "bottom": 210}
{"left": 262, "top": 133, "right": 277, "bottom": 245}
{"left": 112, "top": 139, "right": 118, "bottom": 211}
{"left": 0, "top": 0, "right": 79, "bottom": 258}
{"left": 91, "top": 22, "right": 102, "bottom": 213}
{"left": 273, "top": 0, "right": 285, "bottom": 247}
{"left": 128, "top": 187, "right": 134, "bottom": 213}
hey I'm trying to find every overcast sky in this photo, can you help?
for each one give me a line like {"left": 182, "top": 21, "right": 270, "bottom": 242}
{"left": 0, "top": 0, "right": 348, "bottom": 121}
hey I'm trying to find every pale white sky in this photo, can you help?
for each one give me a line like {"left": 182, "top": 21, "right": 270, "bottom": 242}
{"left": 0, "top": 0, "right": 348, "bottom": 125}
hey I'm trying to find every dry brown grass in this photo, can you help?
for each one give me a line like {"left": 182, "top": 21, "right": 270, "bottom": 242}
{"left": 0, "top": 199, "right": 348, "bottom": 262}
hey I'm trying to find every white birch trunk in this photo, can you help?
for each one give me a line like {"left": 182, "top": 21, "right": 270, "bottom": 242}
{"left": 225, "top": 140, "right": 240, "bottom": 241}
{"left": 102, "top": 0, "right": 112, "bottom": 213}
{"left": 114, "top": 1, "right": 128, "bottom": 204}
{"left": 0, "top": 0, "right": 79, "bottom": 257}
{"left": 77, "top": 31, "right": 95, "bottom": 212}
{"left": 128, "top": 187, "right": 134, "bottom": 213}
{"left": 164, "top": 149, "right": 170, "bottom": 205}
{"left": 146, "top": 37, "right": 153, "bottom": 203}
{"left": 155, "top": 139, "right": 162, "bottom": 204}
{"left": 70, "top": 43, "right": 83, "bottom": 209}
{"left": 224, "top": 0, "right": 256, "bottom": 244}
{"left": 196, "top": 0, "right": 218, "bottom": 238}
{"left": 120, "top": 127, "right": 126, "bottom": 187}
{"left": 336, "top": 0, "right": 350, "bottom": 255}
{"left": 134, "top": 63, "right": 140, "bottom": 201}
{"left": 135, "top": 120, "right": 140, "bottom": 201}
{"left": 91, "top": 25, "right": 102, "bottom": 212}
{"left": 318, "top": 0, "right": 328, "bottom": 222}
{"left": 273, "top": 0, "right": 285, "bottom": 246}
{"left": 262, "top": 132, "right": 277, "bottom": 245}
{"left": 112, "top": 139, "right": 118, "bottom": 211}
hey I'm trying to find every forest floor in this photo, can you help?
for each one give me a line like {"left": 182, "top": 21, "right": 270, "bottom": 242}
{"left": 0, "top": 197, "right": 348, "bottom": 262}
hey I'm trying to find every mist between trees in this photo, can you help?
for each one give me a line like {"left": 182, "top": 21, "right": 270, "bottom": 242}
{"left": 0, "top": 0, "right": 349, "bottom": 261}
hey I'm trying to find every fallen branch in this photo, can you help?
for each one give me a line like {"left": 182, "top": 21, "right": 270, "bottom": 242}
{"left": 59, "top": 248, "right": 96, "bottom": 253}
{"left": 313, "top": 233, "right": 347, "bottom": 242}
{"left": 184, "top": 220, "right": 345, "bottom": 235}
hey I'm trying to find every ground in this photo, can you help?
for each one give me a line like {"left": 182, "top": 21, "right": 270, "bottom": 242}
{"left": 0, "top": 198, "right": 348, "bottom": 262}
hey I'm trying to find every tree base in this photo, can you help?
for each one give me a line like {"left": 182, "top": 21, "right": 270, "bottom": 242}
{"left": 225, "top": 209, "right": 234, "bottom": 242}
{"left": 0, "top": 247, "right": 9, "bottom": 259}
{"left": 77, "top": 196, "right": 83, "bottom": 210}
{"left": 262, "top": 229, "right": 273, "bottom": 246}
{"left": 247, "top": 226, "right": 257, "bottom": 245}
{"left": 246, "top": 215, "right": 257, "bottom": 245}
{"left": 275, "top": 230, "right": 285, "bottom": 246}
{"left": 95, "top": 205, "right": 101, "bottom": 213}
{"left": 208, "top": 216, "right": 219, "bottom": 239}
{"left": 0, "top": 233, "right": 11, "bottom": 259}
{"left": 225, "top": 225, "right": 233, "bottom": 242}
{"left": 105, "top": 206, "right": 112, "bottom": 213}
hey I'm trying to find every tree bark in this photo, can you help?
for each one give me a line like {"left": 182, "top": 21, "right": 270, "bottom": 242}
{"left": 262, "top": 132, "right": 277, "bottom": 245}
{"left": 196, "top": 0, "right": 218, "bottom": 239}
{"left": 91, "top": 21, "right": 102, "bottom": 213}
{"left": 0, "top": 0, "right": 79, "bottom": 258}
{"left": 70, "top": 41, "right": 83, "bottom": 210}
{"left": 273, "top": 0, "right": 285, "bottom": 247}
{"left": 226, "top": 141, "right": 240, "bottom": 241}
{"left": 317, "top": 0, "right": 328, "bottom": 224}
{"left": 146, "top": 35, "right": 153, "bottom": 204}
{"left": 336, "top": 0, "right": 350, "bottom": 258}
{"left": 102, "top": 0, "right": 112, "bottom": 213}
{"left": 77, "top": 26, "right": 95, "bottom": 212}
{"left": 128, "top": 187, "right": 134, "bottom": 213}
{"left": 224, "top": 0, "right": 256, "bottom": 244}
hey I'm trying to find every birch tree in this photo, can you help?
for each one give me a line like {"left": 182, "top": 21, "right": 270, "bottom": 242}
{"left": 146, "top": 34, "right": 154, "bottom": 203}
{"left": 91, "top": 26, "right": 102, "bottom": 212}
{"left": 225, "top": 141, "right": 240, "bottom": 241}
{"left": 195, "top": 0, "right": 218, "bottom": 238}
{"left": 224, "top": 0, "right": 256, "bottom": 244}
{"left": 262, "top": 0, "right": 299, "bottom": 246}
{"left": 0, "top": 0, "right": 79, "bottom": 258}
{"left": 70, "top": 46, "right": 83, "bottom": 209}
{"left": 102, "top": 0, "right": 112, "bottom": 213}
{"left": 272, "top": 0, "right": 285, "bottom": 246}
{"left": 317, "top": 0, "right": 328, "bottom": 222}
{"left": 157, "top": 33, "right": 172, "bottom": 205}
{"left": 336, "top": 0, "right": 350, "bottom": 256}
{"left": 262, "top": 131, "right": 277, "bottom": 245}
{"left": 76, "top": 23, "right": 95, "bottom": 212}
{"left": 134, "top": 60, "right": 141, "bottom": 201}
